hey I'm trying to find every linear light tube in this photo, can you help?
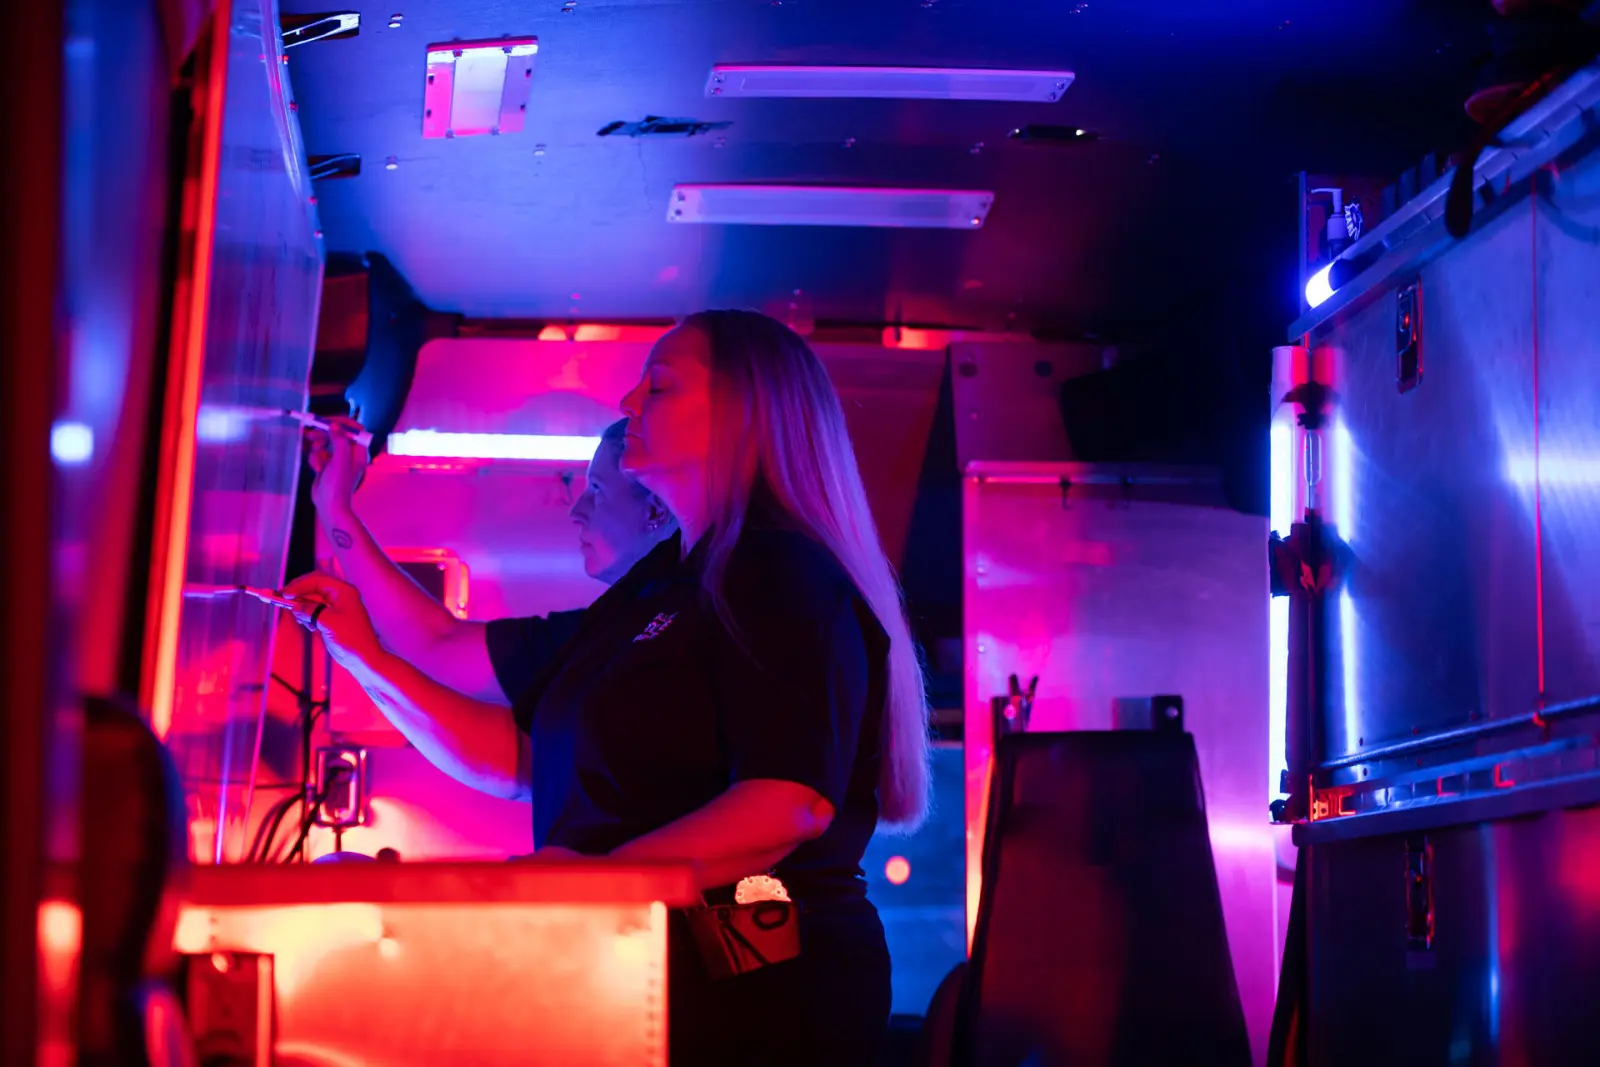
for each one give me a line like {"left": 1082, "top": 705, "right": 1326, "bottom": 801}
{"left": 667, "top": 184, "right": 994, "bottom": 229}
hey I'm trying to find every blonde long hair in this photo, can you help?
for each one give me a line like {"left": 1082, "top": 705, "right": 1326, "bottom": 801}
{"left": 683, "top": 310, "right": 930, "bottom": 831}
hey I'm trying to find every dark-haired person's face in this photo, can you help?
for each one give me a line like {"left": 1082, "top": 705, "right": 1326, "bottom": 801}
{"left": 568, "top": 441, "right": 663, "bottom": 584}
{"left": 618, "top": 325, "right": 714, "bottom": 491}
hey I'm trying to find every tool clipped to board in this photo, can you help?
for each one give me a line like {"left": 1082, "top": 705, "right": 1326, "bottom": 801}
{"left": 285, "top": 410, "right": 373, "bottom": 448}
{"left": 183, "top": 583, "right": 299, "bottom": 610}
{"left": 182, "top": 583, "right": 330, "bottom": 630}
{"left": 197, "top": 404, "right": 372, "bottom": 448}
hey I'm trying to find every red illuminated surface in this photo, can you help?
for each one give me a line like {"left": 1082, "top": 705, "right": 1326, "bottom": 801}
{"left": 535, "top": 323, "right": 671, "bottom": 344}
{"left": 142, "top": 6, "right": 230, "bottom": 740}
{"left": 37, "top": 899, "right": 80, "bottom": 994}
{"left": 174, "top": 863, "right": 693, "bottom": 1065}
{"left": 881, "top": 326, "right": 951, "bottom": 350}
{"left": 884, "top": 856, "right": 912, "bottom": 885}
{"left": 37, "top": 899, "right": 80, "bottom": 1067}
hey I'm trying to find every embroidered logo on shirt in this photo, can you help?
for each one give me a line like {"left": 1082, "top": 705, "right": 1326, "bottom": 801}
{"left": 633, "top": 612, "right": 678, "bottom": 642}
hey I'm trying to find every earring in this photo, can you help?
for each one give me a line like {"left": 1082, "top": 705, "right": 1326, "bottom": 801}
{"left": 647, "top": 518, "right": 663, "bottom": 532}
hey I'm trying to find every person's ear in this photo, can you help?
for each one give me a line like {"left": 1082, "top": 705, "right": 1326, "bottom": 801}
{"left": 646, "top": 496, "right": 675, "bottom": 532}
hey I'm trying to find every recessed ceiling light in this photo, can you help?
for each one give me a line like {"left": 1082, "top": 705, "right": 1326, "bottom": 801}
{"left": 667, "top": 184, "right": 995, "bottom": 230}
{"left": 705, "top": 65, "right": 1073, "bottom": 103}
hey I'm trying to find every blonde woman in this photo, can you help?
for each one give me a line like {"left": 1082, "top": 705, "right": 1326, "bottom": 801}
{"left": 302, "top": 310, "right": 929, "bottom": 1065}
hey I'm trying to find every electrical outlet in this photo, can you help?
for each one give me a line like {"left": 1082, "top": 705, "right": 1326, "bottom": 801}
{"left": 184, "top": 952, "right": 273, "bottom": 1066}
{"left": 314, "top": 745, "right": 367, "bottom": 828}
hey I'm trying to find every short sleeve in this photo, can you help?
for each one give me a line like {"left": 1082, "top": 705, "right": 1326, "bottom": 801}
{"left": 485, "top": 610, "right": 587, "bottom": 711}
{"left": 713, "top": 532, "right": 878, "bottom": 809}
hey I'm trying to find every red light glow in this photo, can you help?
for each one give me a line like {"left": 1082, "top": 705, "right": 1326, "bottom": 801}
{"left": 884, "top": 856, "right": 912, "bottom": 885}
{"left": 534, "top": 323, "right": 671, "bottom": 344}
{"left": 881, "top": 326, "right": 950, "bottom": 350}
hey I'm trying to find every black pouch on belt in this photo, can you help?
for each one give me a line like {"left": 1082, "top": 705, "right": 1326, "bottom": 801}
{"left": 682, "top": 898, "right": 801, "bottom": 981}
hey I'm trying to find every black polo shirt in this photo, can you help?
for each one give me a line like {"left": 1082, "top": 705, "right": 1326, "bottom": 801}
{"left": 511, "top": 521, "right": 888, "bottom": 901}
{"left": 485, "top": 610, "right": 588, "bottom": 704}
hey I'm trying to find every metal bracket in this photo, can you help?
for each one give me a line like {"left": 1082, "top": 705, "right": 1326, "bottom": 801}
{"left": 1112, "top": 694, "right": 1184, "bottom": 732}
{"left": 1397, "top": 279, "right": 1422, "bottom": 393}
{"left": 990, "top": 673, "right": 1038, "bottom": 739}
{"left": 423, "top": 38, "right": 539, "bottom": 139}
{"left": 1405, "top": 833, "right": 1434, "bottom": 951}
{"left": 282, "top": 13, "right": 360, "bottom": 49}
{"left": 596, "top": 115, "right": 733, "bottom": 139}
{"left": 309, "top": 154, "right": 361, "bottom": 181}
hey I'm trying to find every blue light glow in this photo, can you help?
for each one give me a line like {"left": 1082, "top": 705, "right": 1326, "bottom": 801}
{"left": 1505, "top": 452, "right": 1600, "bottom": 487}
{"left": 196, "top": 407, "right": 252, "bottom": 444}
{"left": 1270, "top": 421, "right": 1293, "bottom": 536}
{"left": 50, "top": 421, "right": 94, "bottom": 466}
{"left": 1305, "top": 263, "right": 1335, "bottom": 309}
{"left": 1341, "top": 589, "right": 1359, "bottom": 745}
{"left": 1268, "top": 419, "right": 1294, "bottom": 800}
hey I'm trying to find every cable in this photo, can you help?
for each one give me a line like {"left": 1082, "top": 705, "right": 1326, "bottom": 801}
{"left": 245, "top": 636, "right": 330, "bottom": 863}
{"left": 248, "top": 792, "right": 304, "bottom": 863}
{"left": 280, "top": 762, "right": 354, "bottom": 863}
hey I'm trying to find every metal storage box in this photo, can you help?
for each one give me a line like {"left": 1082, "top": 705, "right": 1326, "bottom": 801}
{"left": 1288, "top": 62, "right": 1600, "bottom": 1066}
{"left": 175, "top": 862, "right": 696, "bottom": 1066}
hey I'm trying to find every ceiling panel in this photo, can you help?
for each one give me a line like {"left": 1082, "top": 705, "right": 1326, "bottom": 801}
{"left": 281, "top": 0, "right": 1482, "bottom": 332}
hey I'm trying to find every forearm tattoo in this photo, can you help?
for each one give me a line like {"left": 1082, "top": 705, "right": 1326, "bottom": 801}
{"left": 331, "top": 527, "right": 354, "bottom": 549}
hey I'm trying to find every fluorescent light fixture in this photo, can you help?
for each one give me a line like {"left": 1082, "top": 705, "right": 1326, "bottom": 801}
{"left": 1269, "top": 421, "right": 1293, "bottom": 536}
{"left": 387, "top": 430, "right": 601, "bottom": 462}
{"left": 50, "top": 421, "right": 94, "bottom": 465}
{"left": 668, "top": 184, "right": 994, "bottom": 229}
{"left": 1340, "top": 589, "right": 1360, "bottom": 748}
{"left": 706, "top": 65, "right": 1073, "bottom": 103}
{"left": 423, "top": 37, "right": 539, "bottom": 139}
{"left": 1305, "top": 263, "right": 1335, "bottom": 308}
{"left": 1268, "top": 419, "right": 1292, "bottom": 801}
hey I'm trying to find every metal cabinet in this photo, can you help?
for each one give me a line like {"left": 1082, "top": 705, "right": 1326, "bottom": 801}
{"left": 1288, "top": 62, "right": 1600, "bottom": 1067}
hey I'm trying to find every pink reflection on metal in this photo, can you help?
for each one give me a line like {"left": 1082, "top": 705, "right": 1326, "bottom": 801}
{"left": 307, "top": 782, "right": 534, "bottom": 862}
{"left": 962, "top": 464, "right": 1276, "bottom": 1061}
{"left": 397, "top": 337, "right": 652, "bottom": 439}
